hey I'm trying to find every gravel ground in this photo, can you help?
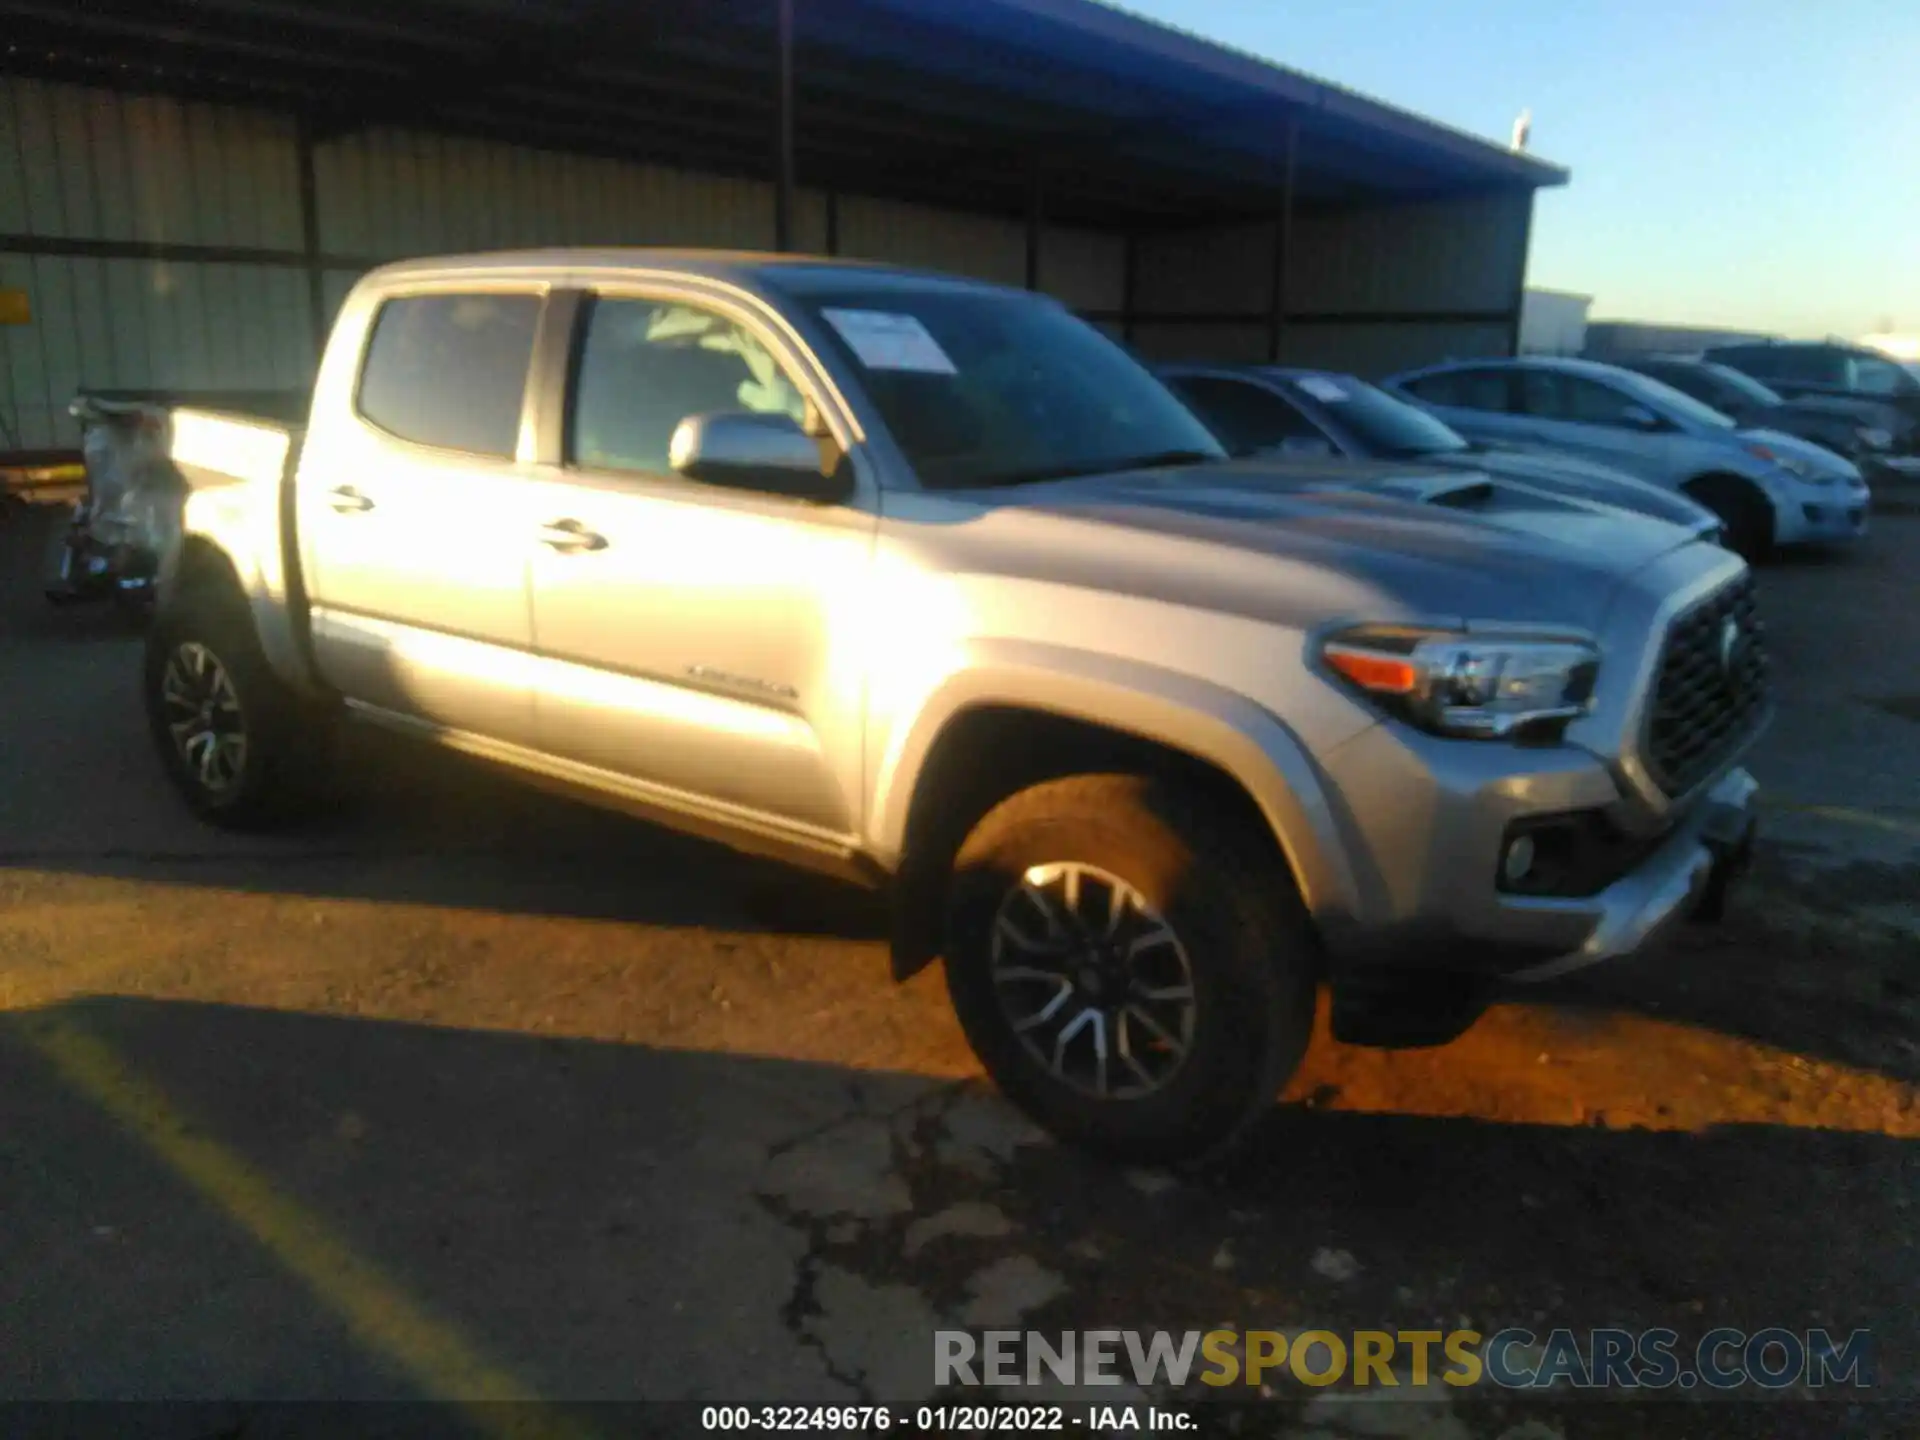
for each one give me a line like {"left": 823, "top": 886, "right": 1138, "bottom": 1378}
{"left": 2, "top": 503, "right": 1917, "bottom": 1438}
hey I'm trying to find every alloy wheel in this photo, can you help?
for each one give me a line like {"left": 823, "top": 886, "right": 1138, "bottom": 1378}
{"left": 159, "top": 641, "right": 248, "bottom": 794}
{"left": 988, "top": 861, "right": 1198, "bottom": 1100}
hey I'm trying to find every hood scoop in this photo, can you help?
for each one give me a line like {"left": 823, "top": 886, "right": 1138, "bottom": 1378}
{"left": 1336, "top": 471, "right": 1497, "bottom": 509}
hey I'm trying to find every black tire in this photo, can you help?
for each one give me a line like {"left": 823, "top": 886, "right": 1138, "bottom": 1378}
{"left": 943, "top": 773, "right": 1318, "bottom": 1166}
{"left": 1687, "top": 474, "right": 1774, "bottom": 560}
{"left": 143, "top": 575, "right": 334, "bottom": 828}
{"left": 42, "top": 514, "right": 88, "bottom": 604}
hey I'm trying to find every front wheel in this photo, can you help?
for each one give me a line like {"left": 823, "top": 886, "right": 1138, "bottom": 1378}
{"left": 1687, "top": 474, "right": 1775, "bottom": 560}
{"left": 943, "top": 773, "right": 1318, "bottom": 1166}
{"left": 143, "top": 580, "right": 333, "bottom": 828}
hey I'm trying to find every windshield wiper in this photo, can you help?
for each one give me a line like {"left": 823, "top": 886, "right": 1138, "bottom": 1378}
{"left": 971, "top": 449, "right": 1218, "bottom": 488}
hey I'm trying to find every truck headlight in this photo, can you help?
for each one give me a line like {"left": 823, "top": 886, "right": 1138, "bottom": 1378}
{"left": 1321, "top": 626, "right": 1600, "bottom": 739}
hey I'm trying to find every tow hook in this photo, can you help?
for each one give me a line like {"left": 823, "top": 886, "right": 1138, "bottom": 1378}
{"left": 1691, "top": 815, "right": 1758, "bottom": 925}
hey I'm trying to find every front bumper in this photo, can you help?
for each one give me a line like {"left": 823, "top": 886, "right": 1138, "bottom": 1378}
{"left": 1502, "top": 766, "right": 1756, "bottom": 981}
{"left": 1315, "top": 714, "right": 1761, "bottom": 981}
{"left": 1775, "top": 478, "right": 1870, "bottom": 544}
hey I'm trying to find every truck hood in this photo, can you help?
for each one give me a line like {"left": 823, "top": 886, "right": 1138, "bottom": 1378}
{"left": 1424, "top": 446, "right": 1717, "bottom": 534}
{"left": 962, "top": 456, "right": 1699, "bottom": 633}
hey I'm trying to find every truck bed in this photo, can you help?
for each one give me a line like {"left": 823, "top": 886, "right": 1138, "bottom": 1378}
{"left": 72, "top": 394, "right": 305, "bottom": 561}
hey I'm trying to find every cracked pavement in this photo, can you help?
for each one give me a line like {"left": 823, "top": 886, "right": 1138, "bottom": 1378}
{"left": 3, "top": 506, "right": 1919, "bottom": 1437}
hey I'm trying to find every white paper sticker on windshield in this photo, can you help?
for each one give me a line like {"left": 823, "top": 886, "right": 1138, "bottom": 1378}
{"left": 1297, "top": 376, "right": 1351, "bottom": 403}
{"left": 821, "top": 308, "right": 957, "bottom": 374}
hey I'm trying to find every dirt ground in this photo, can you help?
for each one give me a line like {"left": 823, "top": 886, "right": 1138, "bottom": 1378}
{"left": 3, "top": 501, "right": 1918, "bottom": 1438}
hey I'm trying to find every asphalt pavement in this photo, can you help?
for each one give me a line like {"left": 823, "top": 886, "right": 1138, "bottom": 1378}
{"left": 3, "top": 503, "right": 1918, "bottom": 1439}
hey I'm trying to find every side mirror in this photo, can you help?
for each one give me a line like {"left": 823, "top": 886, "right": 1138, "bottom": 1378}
{"left": 1620, "top": 404, "right": 1663, "bottom": 431}
{"left": 668, "top": 411, "right": 849, "bottom": 502}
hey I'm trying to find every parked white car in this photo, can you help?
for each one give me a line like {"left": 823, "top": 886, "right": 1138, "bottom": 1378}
{"left": 1385, "top": 356, "right": 1869, "bottom": 556}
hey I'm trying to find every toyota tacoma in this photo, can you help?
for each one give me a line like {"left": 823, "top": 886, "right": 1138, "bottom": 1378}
{"left": 134, "top": 250, "right": 1766, "bottom": 1163}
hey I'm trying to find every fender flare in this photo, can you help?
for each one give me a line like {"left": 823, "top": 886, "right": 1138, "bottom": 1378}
{"left": 172, "top": 466, "right": 319, "bottom": 696}
{"left": 868, "top": 638, "right": 1364, "bottom": 929}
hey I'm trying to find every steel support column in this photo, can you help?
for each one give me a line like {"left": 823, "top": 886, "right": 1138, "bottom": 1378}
{"left": 1024, "top": 162, "right": 1043, "bottom": 290}
{"left": 774, "top": 0, "right": 796, "bottom": 251}
{"left": 1505, "top": 194, "right": 1536, "bottom": 356}
{"left": 295, "top": 113, "right": 328, "bottom": 358}
{"left": 1267, "top": 120, "right": 1297, "bottom": 363}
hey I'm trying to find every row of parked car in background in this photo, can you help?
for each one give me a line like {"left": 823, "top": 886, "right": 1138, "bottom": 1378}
{"left": 1160, "top": 337, "right": 1912, "bottom": 560}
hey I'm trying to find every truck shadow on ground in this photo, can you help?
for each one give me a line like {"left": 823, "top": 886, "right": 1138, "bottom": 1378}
{"left": 9, "top": 706, "right": 1917, "bottom": 1086}
{"left": 2, "top": 993, "right": 1915, "bottom": 1432}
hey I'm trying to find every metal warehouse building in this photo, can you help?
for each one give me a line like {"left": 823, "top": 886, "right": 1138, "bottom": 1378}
{"left": 0, "top": 0, "right": 1567, "bottom": 457}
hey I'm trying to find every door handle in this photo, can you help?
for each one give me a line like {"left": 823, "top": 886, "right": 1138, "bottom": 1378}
{"left": 536, "top": 518, "right": 607, "bottom": 553}
{"left": 327, "top": 485, "right": 374, "bottom": 513}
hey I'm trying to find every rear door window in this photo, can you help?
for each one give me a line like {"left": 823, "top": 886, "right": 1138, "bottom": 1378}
{"left": 356, "top": 293, "right": 542, "bottom": 457}
{"left": 1516, "top": 369, "right": 1564, "bottom": 418}
{"left": 1560, "top": 375, "right": 1649, "bottom": 425}
{"left": 1519, "top": 371, "right": 1639, "bottom": 425}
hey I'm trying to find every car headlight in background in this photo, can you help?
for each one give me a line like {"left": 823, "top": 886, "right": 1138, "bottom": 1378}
{"left": 1745, "top": 442, "right": 1838, "bottom": 483}
{"left": 1855, "top": 427, "right": 1893, "bottom": 453}
{"left": 1321, "top": 626, "right": 1600, "bottom": 738}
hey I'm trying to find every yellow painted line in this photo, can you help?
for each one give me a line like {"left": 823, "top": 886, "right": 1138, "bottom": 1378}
{"left": 1769, "top": 803, "right": 1920, "bottom": 839}
{"left": 21, "top": 1015, "right": 594, "bottom": 1440}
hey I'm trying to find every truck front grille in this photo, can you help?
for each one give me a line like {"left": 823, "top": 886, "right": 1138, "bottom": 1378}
{"left": 1644, "top": 574, "right": 1770, "bottom": 797}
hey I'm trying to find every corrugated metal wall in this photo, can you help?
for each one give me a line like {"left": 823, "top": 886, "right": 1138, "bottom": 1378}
{"left": 311, "top": 129, "right": 821, "bottom": 260}
{"left": 1277, "top": 321, "right": 1515, "bottom": 375}
{"left": 1287, "top": 193, "right": 1528, "bottom": 315}
{"left": 2, "top": 75, "right": 1127, "bottom": 451}
{"left": 3, "top": 72, "right": 1527, "bottom": 446}
{"left": 1, "top": 77, "right": 316, "bottom": 448}
{"left": 1037, "top": 226, "right": 1126, "bottom": 314}
{"left": 1133, "top": 222, "right": 1274, "bottom": 315}
{"left": 838, "top": 195, "right": 1024, "bottom": 287}
{"left": 1125, "top": 192, "right": 1532, "bottom": 377}
{"left": 1130, "top": 323, "right": 1272, "bottom": 363}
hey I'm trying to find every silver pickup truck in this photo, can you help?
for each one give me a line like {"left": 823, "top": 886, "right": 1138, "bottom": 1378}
{"left": 140, "top": 249, "right": 1766, "bottom": 1163}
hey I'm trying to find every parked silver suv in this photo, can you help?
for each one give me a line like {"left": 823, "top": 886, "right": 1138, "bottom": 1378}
{"left": 137, "top": 251, "right": 1765, "bottom": 1163}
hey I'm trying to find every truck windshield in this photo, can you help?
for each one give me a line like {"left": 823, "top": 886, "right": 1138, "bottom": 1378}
{"left": 1285, "top": 374, "right": 1470, "bottom": 457}
{"left": 778, "top": 281, "right": 1224, "bottom": 489}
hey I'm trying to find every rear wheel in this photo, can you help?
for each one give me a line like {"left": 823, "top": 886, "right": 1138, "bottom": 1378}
{"left": 943, "top": 773, "right": 1318, "bottom": 1166}
{"left": 143, "top": 577, "right": 334, "bottom": 828}
{"left": 1687, "top": 474, "right": 1775, "bottom": 559}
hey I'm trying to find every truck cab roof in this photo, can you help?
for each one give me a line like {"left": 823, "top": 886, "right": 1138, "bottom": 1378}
{"left": 360, "top": 248, "right": 1034, "bottom": 301}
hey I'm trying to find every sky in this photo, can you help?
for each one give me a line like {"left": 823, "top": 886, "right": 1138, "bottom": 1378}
{"left": 1116, "top": 0, "right": 1919, "bottom": 339}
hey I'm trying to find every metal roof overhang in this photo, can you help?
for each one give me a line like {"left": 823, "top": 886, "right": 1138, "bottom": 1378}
{"left": 0, "top": 0, "right": 1568, "bottom": 230}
